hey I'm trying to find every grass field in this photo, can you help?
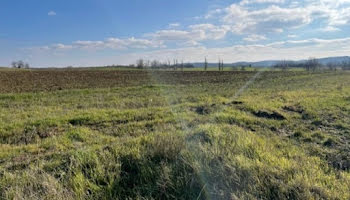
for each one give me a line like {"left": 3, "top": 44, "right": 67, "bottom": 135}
{"left": 0, "top": 69, "right": 349, "bottom": 199}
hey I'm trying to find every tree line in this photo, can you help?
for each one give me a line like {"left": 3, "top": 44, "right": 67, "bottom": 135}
{"left": 135, "top": 58, "right": 227, "bottom": 71}
{"left": 10, "top": 57, "right": 350, "bottom": 71}
{"left": 273, "top": 57, "right": 350, "bottom": 71}
{"left": 135, "top": 59, "right": 195, "bottom": 70}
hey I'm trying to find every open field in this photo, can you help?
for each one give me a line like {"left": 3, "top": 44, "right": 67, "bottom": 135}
{"left": 0, "top": 70, "right": 271, "bottom": 93}
{"left": 0, "top": 69, "right": 349, "bottom": 199}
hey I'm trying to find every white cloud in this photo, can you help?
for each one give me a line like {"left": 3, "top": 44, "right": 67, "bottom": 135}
{"left": 240, "top": 0, "right": 285, "bottom": 6}
{"left": 31, "top": 37, "right": 163, "bottom": 51}
{"left": 48, "top": 11, "right": 56, "bottom": 16}
{"left": 223, "top": 5, "right": 312, "bottom": 34}
{"left": 209, "top": 0, "right": 350, "bottom": 35}
{"left": 23, "top": 36, "right": 350, "bottom": 67}
{"left": 73, "top": 40, "right": 105, "bottom": 49}
{"left": 243, "top": 34, "right": 267, "bottom": 42}
{"left": 150, "top": 30, "right": 195, "bottom": 41}
{"left": 204, "top": 8, "right": 224, "bottom": 19}
{"left": 189, "top": 24, "right": 230, "bottom": 40}
{"left": 322, "top": 26, "right": 340, "bottom": 32}
{"left": 287, "top": 34, "right": 297, "bottom": 38}
{"left": 51, "top": 43, "right": 73, "bottom": 50}
{"left": 106, "top": 37, "right": 164, "bottom": 49}
{"left": 31, "top": 23, "right": 232, "bottom": 52}
{"left": 147, "top": 24, "right": 229, "bottom": 46}
{"left": 168, "top": 23, "right": 180, "bottom": 28}
{"left": 120, "top": 37, "right": 350, "bottom": 64}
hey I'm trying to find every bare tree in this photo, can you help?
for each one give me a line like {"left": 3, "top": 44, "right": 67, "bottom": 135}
{"left": 342, "top": 61, "right": 350, "bottom": 71}
{"left": 218, "top": 58, "right": 224, "bottom": 71}
{"left": 136, "top": 59, "right": 144, "bottom": 69}
{"left": 282, "top": 60, "right": 288, "bottom": 71}
{"left": 221, "top": 59, "right": 224, "bottom": 71}
{"left": 11, "top": 61, "right": 17, "bottom": 68}
{"left": 11, "top": 60, "right": 29, "bottom": 69}
{"left": 167, "top": 60, "right": 171, "bottom": 68}
{"left": 151, "top": 60, "right": 159, "bottom": 68}
{"left": 181, "top": 60, "right": 184, "bottom": 71}
{"left": 173, "top": 59, "right": 178, "bottom": 70}
{"left": 147, "top": 60, "right": 151, "bottom": 68}
{"left": 162, "top": 61, "right": 168, "bottom": 69}
{"left": 218, "top": 59, "right": 221, "bottom": 71}
{"left": 326, "top": 62, "right": 336, "bottom": 71}
{"left": 274, "top": 60, "right": 289, "bottom": 71}
{"left": 17, "top": 60, "right": 25, "bottom": 69}
{"left": 306, "top": 57, "right": 320, "bottom": 72}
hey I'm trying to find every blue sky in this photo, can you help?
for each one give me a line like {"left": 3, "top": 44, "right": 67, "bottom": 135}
{"left": 1, "top": 0, "right": 350, "bottom": 67}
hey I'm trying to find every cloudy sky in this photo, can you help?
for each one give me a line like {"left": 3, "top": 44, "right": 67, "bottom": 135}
{"left": 1, "top": 0, "right": 350, "bottom": 67}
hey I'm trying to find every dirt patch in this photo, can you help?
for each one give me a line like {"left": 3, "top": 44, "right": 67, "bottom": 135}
{"left": 290, "top": 131, "right": 304, "bottom": 138}
{"left": 13, "top": 126, "right": 61, "bottom": 145}
{"left": 222, "top": 100, "right": 244, "bottom": 106}
{"left": 193, "top": 105, "right": 214, "bottom": 115}
{"left": 323, "top": 138, "right": 336, "bottom": 147}
{"left": 68, "top": 117, "right": 92, "bottom": 126}
{"left": 253, "top": 110, "right": 286, "bottom": 120}
{"left": 231, "top": 100, "right": 244, "bottom": 105}
{"left": 327, "top": 151, "right": 350, "bottom": 171}
{"left": 282, "top": 105, "right": 304, "bottom": 114}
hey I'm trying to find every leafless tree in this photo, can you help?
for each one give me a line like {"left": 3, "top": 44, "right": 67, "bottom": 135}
{"left": 173, "top": 59, "right": 178, "bottom": 70}
{"left": 204, "top": 57, "right": 208, "bottom": 71}
{"left": 221, "top": 59, "right": 224, "bottom": 71}
{"left": 306, "top": 57, "right": 320, "bottom": 72}
{"left": 341, "top": 61, "right": 350, "bottom": 70}
{"left": 11, "top": 60, "right": 29, "bottom": 69}
{"left": 274, "top": 60, "right": 289, "bottom": 71}
{"left": 151, "top": 60, "right": 159, "bottom": 68}
{"left": 136, "top": 59, "right": 144, "bottom": 69}
{"left": 181, "top": 60, "right": 184, "bottom": 71}
{"left": 147, "top": 60, "right": 151, "bottom": 68}
{"left": 18, "top": 60, "right": 25, "bottom": 68}
{"left": 11, "top": 61, "right": 17, "bottom": 68}
{"left": 218, "top": 59, "right": 221, "bottom": 71}
{"left": 326, "top": 62, "right": 336, "bottom": 71}
{"left": 167, "top": 60, "right": 171, "bottom": 68}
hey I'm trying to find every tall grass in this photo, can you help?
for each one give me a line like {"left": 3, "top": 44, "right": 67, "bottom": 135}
{"left": 0, "top": 71, "right": 349, "bottom": 199}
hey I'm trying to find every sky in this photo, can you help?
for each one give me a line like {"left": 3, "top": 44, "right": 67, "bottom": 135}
{"left": 1, "top": 0, "right": 350, "bottom": 67}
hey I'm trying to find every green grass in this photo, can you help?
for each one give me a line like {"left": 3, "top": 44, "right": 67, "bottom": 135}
{"left": 0, "top": 70, "right": 349, "bottom": 199}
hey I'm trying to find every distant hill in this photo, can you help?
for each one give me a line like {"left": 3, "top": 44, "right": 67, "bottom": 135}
{"left": 192, "top": 56, "right": 350, "bottom": 68}
{"left": 316, "top": 56, "right": 350, "bottom": 65}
